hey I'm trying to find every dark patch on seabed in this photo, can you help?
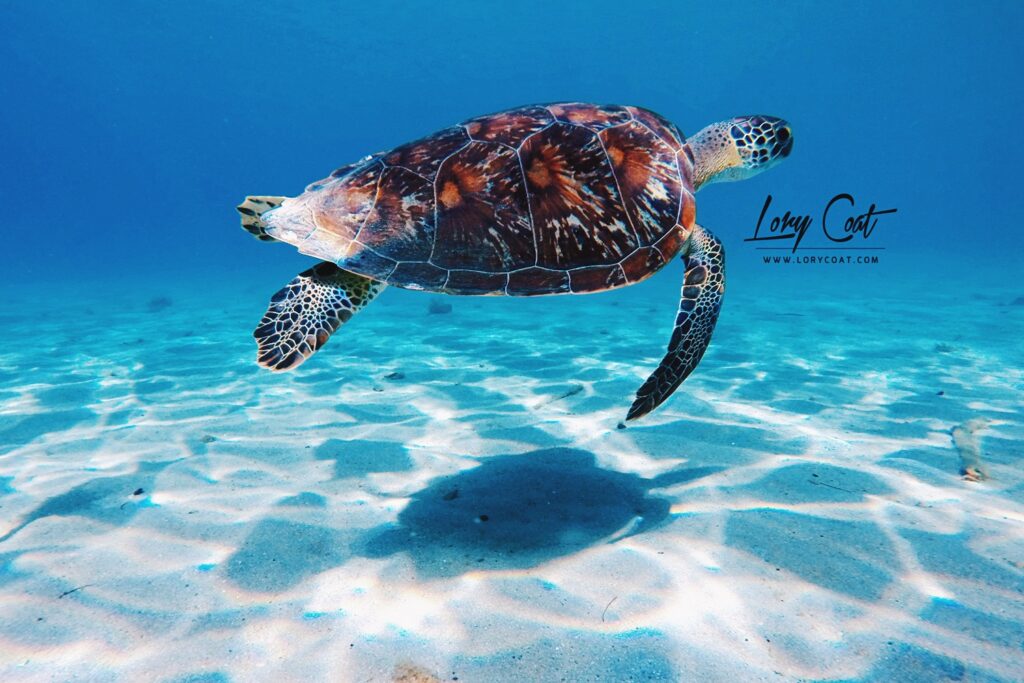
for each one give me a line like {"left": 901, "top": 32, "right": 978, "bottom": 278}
{"left": 314, "top": 438, "right": 413, "bottom": 479}
{"left": 0, "top": 460, "right": 176, "bottom": 544}
{"left": 215, "top": 448, "right": 721, "bottom": 591}
{"left": 360, "top": 448, "right": 719, "bottom": 577}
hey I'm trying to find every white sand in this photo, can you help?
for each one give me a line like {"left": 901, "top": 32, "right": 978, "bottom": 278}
{"left": 0, "top": 269, "right": 1022, "bottom": 681}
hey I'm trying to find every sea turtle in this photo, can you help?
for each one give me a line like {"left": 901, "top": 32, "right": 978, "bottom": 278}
{"left": 238, "top": 103, "right": 793, "bottom": 420}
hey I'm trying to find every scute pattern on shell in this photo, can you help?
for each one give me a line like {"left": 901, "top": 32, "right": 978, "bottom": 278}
{"left": 432, "top": 141, "right": 534, "bottom": 272}
{"left": 464, "top": 105, "right": 555, "bottom": 146}
{"left": 521, "top": 122, "right": 635, "bottom": 269}
{"left": 548, "top": 102, "right": 633, "bottom": 129}
{"left": 600, "top": 121, "right": 684, "bottom": 245}
{"left": 385, "top": 126, "right": 471, "bottom": 180}
{"left": 294, "top": 103, "right": 696, "bottom": 295}
{"left": 354, "top": 166, "right": 436, "bottom": 262}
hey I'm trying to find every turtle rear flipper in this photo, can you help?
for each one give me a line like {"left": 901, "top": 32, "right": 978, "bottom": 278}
{"left": 626, "top": 225, "right": 725, "bottom": 421}
{"left": 254, "top": 263, "right": 385, "bottom": 371}
{"left": 238, "top": 195, "right": 289, "bottom": 241}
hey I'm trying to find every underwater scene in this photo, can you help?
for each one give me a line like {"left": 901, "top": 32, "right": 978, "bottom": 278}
{"left": 2, "top": 2, "right": 1023, "bottom": 681}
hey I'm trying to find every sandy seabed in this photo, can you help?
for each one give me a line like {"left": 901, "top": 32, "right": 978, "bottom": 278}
{"left": 1, "top": 270, "right": 1022, "bottom": 682}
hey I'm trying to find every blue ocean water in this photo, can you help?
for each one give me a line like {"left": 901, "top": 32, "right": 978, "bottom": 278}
{"left": 2, "top": 2, "right": 1023, "bottom": 681}
{"left": 3, "top": 1, "right": 1022, "bottom": 285}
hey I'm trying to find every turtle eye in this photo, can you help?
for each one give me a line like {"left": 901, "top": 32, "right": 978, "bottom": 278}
{"left": 777, "top": 126, "right": 791, "bottom": 144}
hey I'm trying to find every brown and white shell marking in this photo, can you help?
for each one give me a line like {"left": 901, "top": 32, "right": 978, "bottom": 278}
{"left": 238, "top": 103, "right": 793, "bottom": 419}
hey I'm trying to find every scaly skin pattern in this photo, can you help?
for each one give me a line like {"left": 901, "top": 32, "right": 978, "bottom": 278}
{"left": 688, "top": 115, "right": 793, "bottom": 188}
{"left": 626, "top": 225, "right": 725, "bottom": 421}
{"left": 253, "top": 263, "right": 385, "bottom": 371}
{"left": 265, "top": 103, "right": 697, "bottom": 295}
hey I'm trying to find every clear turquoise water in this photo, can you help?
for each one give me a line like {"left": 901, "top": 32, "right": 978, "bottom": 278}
{"left": 2, "top": 2, "right": 1023, "bottom": 681}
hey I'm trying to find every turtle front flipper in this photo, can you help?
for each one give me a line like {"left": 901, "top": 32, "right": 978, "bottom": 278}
{"left": 626, "top": 225, "right": 725, "bottom": 421}
{"left": 254, "top": 263, "right": 385, "bottom": 371}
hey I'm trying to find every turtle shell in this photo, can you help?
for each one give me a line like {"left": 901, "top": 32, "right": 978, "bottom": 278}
{"left": 273, "top": 103, "right": 696, "bottom": 295}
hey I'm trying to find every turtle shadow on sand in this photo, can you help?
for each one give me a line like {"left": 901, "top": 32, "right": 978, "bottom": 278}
{"left": 358, "top": 448, "right": 721, "bottom": 578}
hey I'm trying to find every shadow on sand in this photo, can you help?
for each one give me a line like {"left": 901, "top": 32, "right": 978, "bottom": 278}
{"left": 221, "top": 447, "right": 719, "bottom": 590}
{"left": 0, "top": 460, "right": 176, "bottom": 544}
{"left": 358, "top": 447, "right": 720, "bottom": 578}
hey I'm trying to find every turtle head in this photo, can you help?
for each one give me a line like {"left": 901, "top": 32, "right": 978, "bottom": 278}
{"left": 688, "top": 115, "right": 793, "bottom": 190}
